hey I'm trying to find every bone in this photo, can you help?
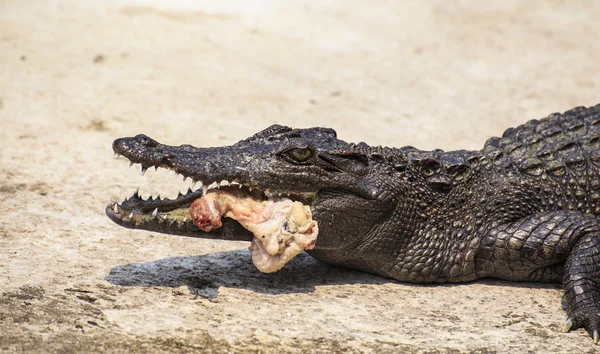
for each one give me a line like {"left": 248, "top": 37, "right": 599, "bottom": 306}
{"left": 189, "top": 190, "right": 318, "bottom": 273}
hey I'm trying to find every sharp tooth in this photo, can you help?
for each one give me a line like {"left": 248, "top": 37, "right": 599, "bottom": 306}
{"left": 191, "top": 181, "right": 201, "bottom": 191}
{"left": 202, "top": 185, "right": 208, "bottom": 196}
{"left": 221, "top": 180, "right": 229, "bottom": 187}
{"left": 239, "top": 184, "right": 243, "bottom": 189}
{"left": 113, "top": 204, "right": 119, "bottom": 213}
{"left": 183, "top": 217, "right": 188, "bottom": 223}
{"left": 152, "top": 208, "right": 158, "bottom": 217}
{"left": 128, "top": 212, "right": 133, "bottom": 219}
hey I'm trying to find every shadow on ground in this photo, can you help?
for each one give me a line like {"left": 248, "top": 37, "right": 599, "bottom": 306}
{"left": 106, "top": 249, "right": 562, "bottom": 299}
{"left": 105, "top": 250, "right": 389, "bottom": 298}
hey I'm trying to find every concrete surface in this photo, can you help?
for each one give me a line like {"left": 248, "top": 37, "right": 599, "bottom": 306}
{"left": 1, "top": 1, "right": 599, "bottom": 352}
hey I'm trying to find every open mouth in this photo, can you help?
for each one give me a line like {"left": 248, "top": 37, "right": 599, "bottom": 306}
{"left": 106, "top": 157, "right": 319, "bottom": 273}
{"left": 105, "top": 162, "right": 316, "bottom": 229}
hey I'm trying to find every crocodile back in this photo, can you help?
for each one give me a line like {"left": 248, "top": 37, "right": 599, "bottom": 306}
{"left": 481, "top": 104, "right": 600, "bottom": 214}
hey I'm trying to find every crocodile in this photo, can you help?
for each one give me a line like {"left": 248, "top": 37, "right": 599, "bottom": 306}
{"left": 107, "top": 104, "right": 600, "bottom": 343}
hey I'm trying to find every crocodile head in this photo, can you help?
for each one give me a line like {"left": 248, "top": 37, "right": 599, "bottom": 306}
{"left": 106, "top": 124, "right": 407, "bottom": 257}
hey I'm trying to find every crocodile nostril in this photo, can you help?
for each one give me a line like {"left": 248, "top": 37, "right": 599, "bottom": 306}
{"left": 135, "top": 134, "right": 157, "bottom": 147}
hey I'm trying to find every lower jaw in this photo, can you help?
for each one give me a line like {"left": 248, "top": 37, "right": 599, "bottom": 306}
{"left": 107, "top": 186, "right": 319, "bottom": 248}
{"left": 109, "top": 183, "right": 317, "bottom": 227}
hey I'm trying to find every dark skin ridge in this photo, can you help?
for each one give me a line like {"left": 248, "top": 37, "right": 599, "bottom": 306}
{"left": 107, "top": 104, "right": 600, "bottom": 343}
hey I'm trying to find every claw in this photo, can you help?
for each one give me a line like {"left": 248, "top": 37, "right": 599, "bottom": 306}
{"left": 594, "top": 329, "right": 599, "bottom": 344}
{"left": 563, "top": 317, "right": 573, "bottom": 333}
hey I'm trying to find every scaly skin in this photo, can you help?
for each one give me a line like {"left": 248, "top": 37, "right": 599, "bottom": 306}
{"left": 107, "top": 104, "right": 600, "bottom": 343}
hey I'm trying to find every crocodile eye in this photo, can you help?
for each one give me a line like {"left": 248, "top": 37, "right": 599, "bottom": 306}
{"left": 288, "top": 148, "right": 313, "bottom": 162}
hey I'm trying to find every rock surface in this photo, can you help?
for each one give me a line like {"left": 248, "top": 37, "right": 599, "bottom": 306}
{"left": 1, "top": 1, "right": 599, "bottom": 352}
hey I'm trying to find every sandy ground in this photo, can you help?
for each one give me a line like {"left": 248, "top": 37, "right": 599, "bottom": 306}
{"left": 1, "top": 0, "right": 600, "bottom": 353}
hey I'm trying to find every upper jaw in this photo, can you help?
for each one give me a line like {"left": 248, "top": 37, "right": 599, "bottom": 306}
{"left": 112, "top": 134, "right": 247, "bottom": 183}
{"left": 111, "top": 134, "right": 263, "bottom": 191}
{"left": 111, "top": 134, "right": 319, "bottom": 199}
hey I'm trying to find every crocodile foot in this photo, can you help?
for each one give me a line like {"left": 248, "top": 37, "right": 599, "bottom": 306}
{"left": 563, "top": 307, "right": 600, "bottom": 344}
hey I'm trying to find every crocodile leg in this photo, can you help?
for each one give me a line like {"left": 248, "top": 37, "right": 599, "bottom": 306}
{"left": 563, "top": 233, "right": 600, "bottom": 342}
{"left": 476, "top": 211, "right": 600, "bottom": 341}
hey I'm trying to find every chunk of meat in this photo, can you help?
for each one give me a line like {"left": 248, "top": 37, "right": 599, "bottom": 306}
{"left": 189, "top": 190, "right": 318, "bottom": 272}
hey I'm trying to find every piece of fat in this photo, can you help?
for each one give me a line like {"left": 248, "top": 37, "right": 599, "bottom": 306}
{"left": 189, "top": 190, "right": 318, "bottom": 273}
